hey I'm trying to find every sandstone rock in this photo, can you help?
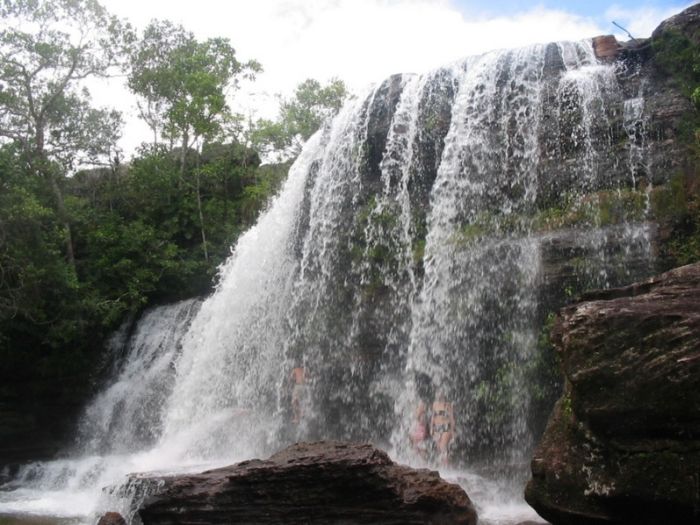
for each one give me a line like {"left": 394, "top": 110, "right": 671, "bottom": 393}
{"left": 560, "top": 263, "right": 700, "bottom": 438}
{"left": 652, "top": 3, "right": 700, "bottom": 46}
{"left": 592, "top": 35, "right": 620, "bottom": 61}
{"left": 96, "top": 512, "right": 127, "bottom": 525}
{"left": 525, "top": 263, "right": 700, "bottom": 525}
{"left": 138, "top": 441, "right": 477, "bottom": 525}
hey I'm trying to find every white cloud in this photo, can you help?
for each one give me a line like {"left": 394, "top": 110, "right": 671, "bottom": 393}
{"left": 89, "top": 0, "right": 686, "bottom": 158}
{"left": 605, "top": 3, "right": 693, "bottom": 40}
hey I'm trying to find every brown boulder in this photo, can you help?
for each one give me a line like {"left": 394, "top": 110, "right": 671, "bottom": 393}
{"left": 557, "top": 263, "right": 700, "bottom": 439}
{"left": 525, "top": 263, "right": 700, "bottom": 525}
{"left": 96, "top": 512, "right": 127, "bottom": 525}
{"left": 592, "top": 35, "right": 620, "bottom": 61}
{"left": 138, "top": 441, "right": 477, "bottom": 525}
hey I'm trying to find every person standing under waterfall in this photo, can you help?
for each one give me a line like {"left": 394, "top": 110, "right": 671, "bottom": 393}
{"left": 431, "top": 392, "right": 455, "bottom": 466}
{"left": 291, "top": 366, "right": 306, "bottom": 424}
{"left": 409, "top": 401, "right": 430, "bottom": 459}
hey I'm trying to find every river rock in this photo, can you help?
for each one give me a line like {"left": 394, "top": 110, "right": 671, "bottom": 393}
{"left": 525, "top": 263, "right": 700, "bottom": 525}
{"left": 96, "top": 512, "right": 127, "bottom": 525}
{"left": 138, "top": 441, "right": 477, "bottom": 525}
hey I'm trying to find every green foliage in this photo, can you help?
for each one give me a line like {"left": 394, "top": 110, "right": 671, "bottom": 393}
{"left": 652, "top": 171, "right": 700, "bottom": 264}
{"left": 0, "top": 0, "right": 131, "bottom": 168}
{"left": 128, "top": 20, "right": 261, "bottom": 151}
{"left": 650, "top": 30, "right": 700, "bottom": 265}
{"left": 0, "top": 139, "right": 285, "bottom": 394}
{"left": 652, "top": 30, "right": 700, "bottom": 151}
{"left": 0, "top": 145, "right": 88, "bottom": 383}
{"left": 450, "top": 188, "right": 650, "bottom": 248}
{"left": 347, "top": 196, "right": 406, "bottom": 300}
{"left": 529, "top": 312, "right": 561, "bottom": 402}
{"left": 653, "top": 30, "right": 700, "bottom": 100}
{"left": 253, "top": 78, "right": 348, "bottom": 159}
{"left": 281, "top": 78, "right": 348, "bottom": 141}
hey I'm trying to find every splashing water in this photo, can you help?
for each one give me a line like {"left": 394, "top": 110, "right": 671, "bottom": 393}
{"left": 1, "top": 39, "right": 661, "bottom": 524}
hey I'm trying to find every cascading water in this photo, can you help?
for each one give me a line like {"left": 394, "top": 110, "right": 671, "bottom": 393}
{"left": 0, "top": 39, "right": 662, "bottom": 525}
{"left": 0, "top": 299, "right": 201, "bottom": 519}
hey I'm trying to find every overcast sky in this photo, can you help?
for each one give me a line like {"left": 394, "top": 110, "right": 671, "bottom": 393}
{"left": 91, "top": 0, "right": 692, "bottom": 158}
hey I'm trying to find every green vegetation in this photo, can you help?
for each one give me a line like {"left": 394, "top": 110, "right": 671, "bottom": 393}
{"left": 651, "top": 29, "right": 700, "bottom": 264}
{"left": 0, "top": 0, "right": 345, "bottom": 415}
{"left": 253, "top": 78, "right": 348, "bottom": 159}
{"left": 0, "top": 139, "right": 281, "bottom": 397}
{"left": 450, "top": 187, "right": 650, "bottom": 248}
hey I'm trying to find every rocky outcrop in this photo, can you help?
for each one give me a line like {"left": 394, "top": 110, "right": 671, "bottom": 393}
{"left": 652, "top": 3, "right": 700, "bottom": 45}
{"left": 138, "top": 441, "right": 477, "bottom": 525}
{"left": 592, "top": 35, "right": 621, "bottom": 62}
{"left": 525, "top": 263, "right": 700, "bottom": 525}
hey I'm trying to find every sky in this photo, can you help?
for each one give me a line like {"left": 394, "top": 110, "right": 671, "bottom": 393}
{"left": 90, "top": 0, "right": 694, "bottom": 158}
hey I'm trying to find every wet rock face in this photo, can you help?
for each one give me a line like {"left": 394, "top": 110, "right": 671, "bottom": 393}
{"left": 525, "top": 263, "right": 700, "bottom": 525}
{"left": 138, "top": 441, "right": 478, "bottom": 525}
{"left": 559, "top": 264, "right": 700, "bottom": 439}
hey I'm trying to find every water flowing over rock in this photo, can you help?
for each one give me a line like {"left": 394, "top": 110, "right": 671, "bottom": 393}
{"left": 135, "top": 441, "right": 477, "bottom": 525}
{"left": 0, "top": 7, "right": 696, "bottom": 523}
{"left": 525, "top": 263, "right": 700, "bottom": 525}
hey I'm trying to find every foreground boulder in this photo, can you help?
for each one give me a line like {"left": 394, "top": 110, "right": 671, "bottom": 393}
{"left": 138, "top": 441, "right": 477, "bottom": 525}
{"left": 96, "top": 512, "right": 127, "bottom": 525}
{"left": 525, "top": 263, "right": 700, "bottom": 525}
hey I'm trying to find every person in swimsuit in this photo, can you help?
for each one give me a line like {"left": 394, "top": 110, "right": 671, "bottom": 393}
{"left": 431, "top": 392, "right": 455, "bottom": 466}
{"left": 409, "top": 401, "right": 430, "bottom": 459}
{"left": 291, "top": 366, "right": 306, "bottom": 424}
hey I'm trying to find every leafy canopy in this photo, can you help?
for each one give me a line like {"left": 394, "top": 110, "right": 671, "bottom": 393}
{"left": 0, "top": 0, "right": 131, "bottom": 170}
{"left": 128, "top": 20, "right": 261, "bottom": 147}
{"left": 253, "top": 77, "right": 348, "bottom": 159}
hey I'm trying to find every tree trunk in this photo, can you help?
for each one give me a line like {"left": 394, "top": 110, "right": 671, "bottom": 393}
{"left": 47, "top": 170, "right": 77, "bottom": 275}
{"left": 195, "top": 144, "right": 208, "bottom": 262}
{"left": 35, "top": 128, "right": 77, "bottom": 277}
{"left": 179, "top": 129, "right": 189, "bottom": 181}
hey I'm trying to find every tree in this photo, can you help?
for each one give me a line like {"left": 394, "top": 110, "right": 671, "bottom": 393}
{"left": 0, "top": 0, "right": 131, "bottom": 272}
{"left": 128, "top": 20, "right": 261, "bottom": 170}
{"left": 282, "top": 78, "right": 348, "bottom": 141}
{"left": 128, "top": 20, "right": 261, "bottom": 261}
{"left": 253, "top": 77, "right": 348, "bottom": 159}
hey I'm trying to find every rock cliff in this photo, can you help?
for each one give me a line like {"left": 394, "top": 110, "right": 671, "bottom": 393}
{"left": 525, "top": 263, "right": 700, "bottom": 524}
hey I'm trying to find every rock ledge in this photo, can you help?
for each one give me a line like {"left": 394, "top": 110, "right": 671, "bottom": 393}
{"left": 138, "top": 441, "right": 477, "bottom": 525}
{"left": 526, "top": 263, "right": 700, "bottom": 525}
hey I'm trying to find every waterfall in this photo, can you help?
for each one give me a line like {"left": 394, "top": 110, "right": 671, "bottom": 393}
{"left": 0, "top": 300, "right": 201, "bottom": 518}
{"left": 0, "top": 39, "right": 660, "bottom": 524}
{"left": 78, "top": 299, "right": 201, "bottom": 455}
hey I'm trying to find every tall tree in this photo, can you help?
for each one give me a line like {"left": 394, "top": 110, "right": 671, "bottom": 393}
{"left": 128, "top": 20, "right": 261, "bottom": 170}
{"left": 281, "top": 78, "right": 347, "bottom": 141}
{"left": 0, "top": 0, "right": 131, "bottom": 273}
{"left": 128, "top": 20, "right": 261, "bottom": 260}
{"left": 253, "top": 77, "right": 348, "bottom": 159}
